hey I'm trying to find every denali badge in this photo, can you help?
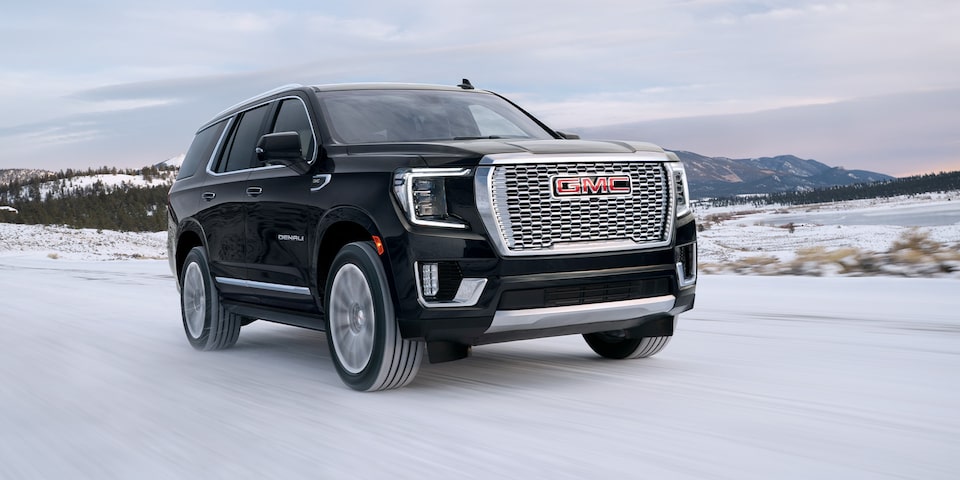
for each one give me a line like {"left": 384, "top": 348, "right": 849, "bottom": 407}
{"left": 277, "top": 234, "right": 305, "bottom": 242}
{"left": 552, "top": 175, "right": 632, "bottom": 197}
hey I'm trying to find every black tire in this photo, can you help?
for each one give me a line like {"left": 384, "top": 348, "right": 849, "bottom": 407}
{"left": 583, "top": 331, "right": 671, "bottom": 359}
{"left": 180, "top": 247, "right": 241, "bottom": 351}
{"left": 325, "top": 242, "right": 423, "bottom": 391}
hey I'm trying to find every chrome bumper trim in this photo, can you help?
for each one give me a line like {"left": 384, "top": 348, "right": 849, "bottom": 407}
{"left": 415, "top": 265, "right": 488, "bottom": 308}
{"left": 484, "top": 294, "right": 676, "bottom": 334}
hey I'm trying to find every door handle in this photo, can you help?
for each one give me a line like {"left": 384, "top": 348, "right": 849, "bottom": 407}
{"left": 246, "top": 186, "right": 263, "bottom": 197}
{"left": 201, "top": 192, "right": 216, "bottom": 201}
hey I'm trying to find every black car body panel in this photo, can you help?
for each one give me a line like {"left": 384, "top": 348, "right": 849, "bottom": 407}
{"left": 168, "top": 82, "right": 697, "bottom": 370}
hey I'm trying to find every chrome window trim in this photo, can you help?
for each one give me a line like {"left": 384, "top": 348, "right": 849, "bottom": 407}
{"left": 202, "top": 117, "right": 235, "bottom": 176}
{"left": 205, "top": 95, "right": 319, "bottom": 177}
{"left": 215, "top": 277, "right": 312, "bottom": 296}
{"left": 270, "top": 95, "right": 320, "bottom": 166}
{"left": 475, "top": 154, "right": 677, "bottom": 257}
{"left": 210, "top": 84, "right": 305, "bottom": 122}
{"left": 484, "top": 294, "right": 677, "bottom": 334}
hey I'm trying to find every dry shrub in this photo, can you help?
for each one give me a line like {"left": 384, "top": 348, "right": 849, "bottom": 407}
{"left": 789, "top": 247, "right": 864, "bottom": 275}
{"left": 795, "top": 246, "right": 861, "bottom": 264}
{"left": 776, "top": 222, "right": 796, "bottom": 233}
{"left": 890, "top": 229, "right": 941, "bottom": 254}
{"left": 698, "top": 226, "right": 959, "bottom": 278}
{"left": 740, "top": 255, "right": 779, "bottom": 266}
{"left": 704, "top": 212, "right": 734, "bottom": 223}
{"left": 702, "top": 210, "right": 762, "bottom": 225}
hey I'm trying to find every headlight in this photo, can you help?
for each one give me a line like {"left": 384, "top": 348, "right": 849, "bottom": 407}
{"left": 666, "top": 161, "right": 692, "bottom": 217}
{"left": 393, "top": 168, "right": 471, "bottom": 228}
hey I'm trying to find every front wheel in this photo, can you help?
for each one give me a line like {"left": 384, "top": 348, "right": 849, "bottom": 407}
{"left": 325, "top": 242, "right": 423, "bottom": 391}
{"left": 583, "top": 331, "right": 671, "bottom": 359}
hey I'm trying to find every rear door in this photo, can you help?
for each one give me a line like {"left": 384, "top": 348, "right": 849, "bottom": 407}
{"left": 197, "top": 103, "right": 270, "bottom": 282}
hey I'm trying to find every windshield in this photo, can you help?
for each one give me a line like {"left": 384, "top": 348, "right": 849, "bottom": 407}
{"left": 316, "top": 89, "right": 554, "bottom": 144}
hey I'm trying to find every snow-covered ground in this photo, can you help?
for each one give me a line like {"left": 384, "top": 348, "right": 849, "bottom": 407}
{"left": 0, "top": 258, "right": 956, "bottom": 479}
{"left": 696, "top": 192, "right": 960, "bottom": 277}
{"left": 0, "top": 223, "right": 166, "bottom": 260}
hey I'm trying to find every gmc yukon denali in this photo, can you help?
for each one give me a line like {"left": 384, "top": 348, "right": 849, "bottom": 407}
{"left": 167, "top": 80, "right": 697, "bottom": 391}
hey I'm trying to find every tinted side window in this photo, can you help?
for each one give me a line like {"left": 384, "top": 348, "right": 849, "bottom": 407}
{"left": 178, "top": 120, "right": 227, "bottom": 179}
{"left": 270, "top": 98, "right": 315, "bottom": 163}
{"left": 218, "top": 104, "right": 270, "bottom": 173}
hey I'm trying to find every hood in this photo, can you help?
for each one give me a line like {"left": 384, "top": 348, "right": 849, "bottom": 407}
{"left": 342, "top": 139, "right": 667, "bottom": 167}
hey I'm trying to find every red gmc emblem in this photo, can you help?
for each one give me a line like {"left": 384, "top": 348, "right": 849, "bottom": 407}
{"left": 552, "top": 175, "right": 632, "bottom": 197}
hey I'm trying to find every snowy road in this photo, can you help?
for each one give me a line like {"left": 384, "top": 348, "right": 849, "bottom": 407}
{"left": 0, "top": 257, "right": 957, "bottom": 479}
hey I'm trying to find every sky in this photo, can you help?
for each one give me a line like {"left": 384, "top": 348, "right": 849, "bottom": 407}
{"left": 0, "top": 0, "right": 957, "bottom": 177}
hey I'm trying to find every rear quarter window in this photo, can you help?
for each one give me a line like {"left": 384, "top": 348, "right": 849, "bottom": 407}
{"left": 178, "top": 120, "right": 228, "bottom": 179}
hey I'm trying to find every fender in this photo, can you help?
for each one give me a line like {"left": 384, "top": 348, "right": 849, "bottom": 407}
{"left": 312, "top": 206, "right": 400, "bottom": 309}
{"left": 169, "top": 217, "right": 209, "bottom": 289}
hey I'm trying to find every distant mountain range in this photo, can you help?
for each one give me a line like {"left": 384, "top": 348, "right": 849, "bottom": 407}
{"left": 1, "top": 152, "right": 893, "bottom": 200}
{"left": 673, "top": 151, "right": 893, "bottom": 198}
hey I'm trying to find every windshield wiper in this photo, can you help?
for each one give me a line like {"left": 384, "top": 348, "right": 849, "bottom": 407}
{"left": 453, "top": 135, "right": 504, "bottom": 140}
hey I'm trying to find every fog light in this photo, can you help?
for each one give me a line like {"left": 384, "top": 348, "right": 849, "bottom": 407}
{"left": 676, "top": 243, "right": 697, "bottom": 287}
{"left": 421, "top": 263, "right": 439, "bottom": 297}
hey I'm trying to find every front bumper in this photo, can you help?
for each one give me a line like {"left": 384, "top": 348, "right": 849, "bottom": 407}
{"left": 390, "top": 216, "right": 697, "bottom": 347}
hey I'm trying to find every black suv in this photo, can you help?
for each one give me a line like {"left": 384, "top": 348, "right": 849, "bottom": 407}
{"left": 168, "top": 81, "right": 697, "bottom": 391}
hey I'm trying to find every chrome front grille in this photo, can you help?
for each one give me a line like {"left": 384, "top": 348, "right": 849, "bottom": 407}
{"left": 479, "top": 161, "right": 671, "bottom": 255}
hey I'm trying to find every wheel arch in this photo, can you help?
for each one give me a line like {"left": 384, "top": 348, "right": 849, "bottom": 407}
{"left": 314, "top": 206, "right": 393, "bottom": 303}
{"left": 174, "top": 220, "right": 206, "bottom": 285}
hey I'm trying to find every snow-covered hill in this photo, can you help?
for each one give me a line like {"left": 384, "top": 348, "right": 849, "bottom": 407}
{"left": 0, "top": 168, "right": 53, "bottom": 186}
{"left": 0, "top": 164, "right": 178, "bottom": 232}
{"left": 6, "top": 170, "right": 176, "bottom": 202}
{"left": 154, "top": 153, "right": 185, "bottom": 169}
{"left": 674, "top": 151, "right": 894, "bottom": 198}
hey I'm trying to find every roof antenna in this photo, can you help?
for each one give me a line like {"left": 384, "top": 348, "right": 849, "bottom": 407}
{"left": 458, "top": 78, "right": 474, "bottom": 90}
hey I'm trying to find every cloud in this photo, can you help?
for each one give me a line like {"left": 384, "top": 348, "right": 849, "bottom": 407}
{"left": 14, "top": 124, "right": 104, "bottom": 146}
{"left": 0, "top": 0, "right": 957, "bottom": 174}
{"left": 575, "top": 89, "right": 960, "bottom": 177}
{"left": 128, "top": 10, "right": 290, "bottom": 34}
{"left": 519, "top": 88, "right": 842, "bottom": 127}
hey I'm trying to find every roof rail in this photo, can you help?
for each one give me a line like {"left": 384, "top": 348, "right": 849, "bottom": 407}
{"left": 213, "top": 84, "right": 304, "bottom": 118}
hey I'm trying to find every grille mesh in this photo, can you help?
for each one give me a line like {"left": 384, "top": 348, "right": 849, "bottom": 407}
{"left": 490, "top": 163, "right": 670, "bottom": 252}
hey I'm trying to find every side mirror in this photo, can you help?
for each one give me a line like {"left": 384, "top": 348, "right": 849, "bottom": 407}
{"left": 557, "top": 131, "right": 580, "bottom": 140}
{"left": 256, "top": 132, "right": 309, "bottom": 174}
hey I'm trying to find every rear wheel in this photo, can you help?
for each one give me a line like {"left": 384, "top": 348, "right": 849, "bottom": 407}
{"left": 325, "top": 242, "right": 423, "bottom": 391}
{"left": 180, "top": 247, "right": 241, "bottom": 351}
{"left": 583, "top": 331, "right": 671, "bottom": 359}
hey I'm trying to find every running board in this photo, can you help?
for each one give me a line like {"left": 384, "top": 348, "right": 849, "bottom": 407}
{"left": 223, "top": 301, "right": 326, "bottom": 332}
